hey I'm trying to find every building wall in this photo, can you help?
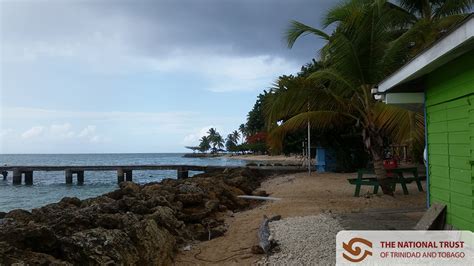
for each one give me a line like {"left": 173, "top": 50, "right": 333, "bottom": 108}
{"left": 425, "top": 50, "right": 474, "bottom": 230}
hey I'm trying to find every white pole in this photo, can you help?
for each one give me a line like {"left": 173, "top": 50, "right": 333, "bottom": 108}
{"left": 308, "top": 119, "right": 311, "bottom": 175}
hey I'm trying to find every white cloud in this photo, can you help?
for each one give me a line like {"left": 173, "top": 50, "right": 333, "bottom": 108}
{"left": 21, "top": 126, "right": 45, "bottom": 139}
{"left": 18, "top": 123, "right": 101, "bottom": 143}
{"left": 181, "top": 125, "right": 231, "bottom": 146}
{"left": 0, "top": 128, "right": 14, "bottom": 137}
{"left": 78, "top": 125, "right": 96, "bottom": 138}
{"left": 50, "top": 123, "right": 75, "bottom": 138}
{"left": 146, "top": 53, "right": 298, "bottom": 92}
{"left": 1, "top": 107, "right": 240, "bottom": 153}
{"left": 90, "top": 135, "right": 101, "bottom": 143}
{"left": 182, "top": 126, "right": 213, "bottom": 146}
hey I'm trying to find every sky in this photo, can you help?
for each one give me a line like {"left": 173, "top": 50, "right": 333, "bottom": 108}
{"left": 0, "top": 0, "right": 331, "bottom": 153}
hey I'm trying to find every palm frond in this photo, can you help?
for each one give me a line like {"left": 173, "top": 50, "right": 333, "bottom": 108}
{"left": 434, "top": 0, "right": 473, "bottom": 18}
{"left": 285, "top": 20, "right": 330, "bottom": 48}
{"left": 372, "top": 103, "right": 424, "bottom": 145}
{"left": 267, "top": 111, "right": 352, "bottom": 152}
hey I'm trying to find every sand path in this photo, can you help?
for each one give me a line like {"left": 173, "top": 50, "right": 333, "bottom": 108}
{"left": 174, "top": 172, "right": 426, "bottom": 265}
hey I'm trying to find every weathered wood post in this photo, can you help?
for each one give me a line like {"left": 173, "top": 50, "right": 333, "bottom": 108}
{"left": 1, "top": 171, "right": 7, "bottom": 180}
{"left": 117, "top": 168, "right": 125, "bottom": 183}
{"left": 77, "top": 170, "right": 84, "bottom": 185}
{"left": 65, "top": 170, "right": 73, "bottom": 184}
{"left": 24, "top": 171, "right": 33, "bottom": 185}
{"left": 13, "top": 169, "right": 22, "bottom": 185}
{"left": 125, "top": 170, "right": 133, "bottom": 182}
{"left": 177, "top": 167, "right": 188, "bottom": 179}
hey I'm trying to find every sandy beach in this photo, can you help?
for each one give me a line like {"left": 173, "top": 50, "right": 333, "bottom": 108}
{"left": 175, "top": 171, "right": 426, "bottom": 265}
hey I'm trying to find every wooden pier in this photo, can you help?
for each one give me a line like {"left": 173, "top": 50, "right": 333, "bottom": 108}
{"left": 0, "top": 165, "right": 306, "bottom": 185}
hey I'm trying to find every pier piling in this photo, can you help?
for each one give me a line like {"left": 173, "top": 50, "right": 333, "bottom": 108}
{"left": 177, "top": 167, "right": 189, "bottom": 179}
{"left": 1, "top": 171, "right": 7, "bottom": 180}
{"left": 13, "top": 169, "right": 22, "bottom": 185}
{"left": 117, "top": 169, "right": 125, "bottom": 183}
{"left": 65, "top": 170, "right": 73, "bottom": 184}
{"left": 77, "top": 171, "right": 84, "bottom": 185}
{"left": 24, "top": 171, "right": 33, "bottom": 185}
{"left": 125, "top": 170, "right": 133, "bottom": 182}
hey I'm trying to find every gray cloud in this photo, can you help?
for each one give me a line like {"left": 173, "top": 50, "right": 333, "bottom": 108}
{"left": 1, "top": 0, "right": 333, "bottom": 64}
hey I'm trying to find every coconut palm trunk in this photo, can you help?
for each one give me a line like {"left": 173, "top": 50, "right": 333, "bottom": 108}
{"left": 364, "top": 129, "right": 392, "bottom": 195}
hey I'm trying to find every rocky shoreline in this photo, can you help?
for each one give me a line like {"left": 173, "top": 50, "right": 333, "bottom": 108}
{"left": 0, "top": 168, "right": 266, "bottom": 265}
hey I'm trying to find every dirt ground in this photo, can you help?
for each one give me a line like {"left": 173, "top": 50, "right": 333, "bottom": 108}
{"left": 174, "top": 172, "right": 427, "bottom": 265}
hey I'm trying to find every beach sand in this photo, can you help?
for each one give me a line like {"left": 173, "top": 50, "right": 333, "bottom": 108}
{"left": 175, "top": 172, "right": 426, "bottom": 265}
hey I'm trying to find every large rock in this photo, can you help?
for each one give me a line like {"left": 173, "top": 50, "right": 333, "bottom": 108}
{"left": 0, "top": 168, "right": 265, "bottom": 264}
{"left": 5, "top": 209, "right": 33, "bottom": 222}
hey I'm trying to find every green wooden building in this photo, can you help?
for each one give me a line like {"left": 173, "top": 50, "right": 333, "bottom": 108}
{"left": 377, "top": 16, "right": 474, "bottom": 231}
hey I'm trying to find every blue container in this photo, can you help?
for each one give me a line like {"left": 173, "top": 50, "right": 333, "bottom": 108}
{"left": 316, "top": 146, "right": 326, "bottom": 172}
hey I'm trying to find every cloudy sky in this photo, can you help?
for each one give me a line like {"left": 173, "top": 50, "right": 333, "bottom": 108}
{"left": 1, "top": 0, "right": 331, "bottom": 153}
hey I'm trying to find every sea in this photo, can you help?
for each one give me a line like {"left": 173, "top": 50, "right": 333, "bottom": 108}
{"left": 0, "top": 153, "right": 247, "bottom": 212}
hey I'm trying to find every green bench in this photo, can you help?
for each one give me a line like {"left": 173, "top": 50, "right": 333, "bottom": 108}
{"left": 347, "top": 169, "right": 380, "bottom": 197}
{"left": 389, "top": 167, "right": 424, "bottom": 194}
{"left": 348, "top": 167, "right": 423, "bottom": 197}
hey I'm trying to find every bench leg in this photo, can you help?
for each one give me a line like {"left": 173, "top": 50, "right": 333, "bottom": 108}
{"left": 373, "top": 185, "right": 379, "bottom": 195}
{"left": 415, "top": 180, "right": 423, "bottom": 191}
{"left": 354, "top": 184, "right": 361, "bottom": 197}
{"left": 400, "top": 181, "right": 409, "bottom": 195}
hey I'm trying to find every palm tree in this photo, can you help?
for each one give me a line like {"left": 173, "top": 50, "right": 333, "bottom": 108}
{"left": 226, "top": 133, "right": 237, "bottom": 152}
{"left": 386, "top": 0, "right": 472, "bottom": 63}
{"left": 280, "top": 0, "right": 428, "bottom": 194}
{"left": 199, "top": 136, "right": 211, "bottom": 153}
{"left": 232, "top": 130, "right": 240, "bottom": 144}
{"left": 238, "top": 124, "right": 247, "bottom": 144}
{"left": 214, "top": 134, "right": 225, "bottom": 152}
{"left": 207, "top": 128, "right": 218, "bottom": 139}
{"left": 206, "top": 128, "right": 224, "bottom": 153}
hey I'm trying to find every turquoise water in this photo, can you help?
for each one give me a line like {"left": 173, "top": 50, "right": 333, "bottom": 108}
{"left": 0, "top": 153, "right": 246, "bottom": 212}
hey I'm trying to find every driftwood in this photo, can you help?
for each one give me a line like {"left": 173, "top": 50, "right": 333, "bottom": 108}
{"left": 258, "top": 215, "right": 281, "bottom": 254}
{"left": 414, "top": 203, "right": 446, "bottom": 230}
{"left": 237, "top": 195, "right": 281, "bottom": 201}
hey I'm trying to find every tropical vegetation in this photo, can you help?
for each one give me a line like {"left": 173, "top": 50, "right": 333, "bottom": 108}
{"left": 240, "top": 0, "right": 471, "bottom": 194}
{"left": 185, "top": 1, "right": 471, "bottom": 193}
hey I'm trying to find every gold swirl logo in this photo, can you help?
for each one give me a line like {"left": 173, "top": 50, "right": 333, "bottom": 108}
{"left": 342, "top": 237, "right": 373, "bottom": 262}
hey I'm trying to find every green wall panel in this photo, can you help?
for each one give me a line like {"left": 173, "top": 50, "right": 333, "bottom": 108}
{"left": 426, "top": 49, "right": 474, "bottom": 231}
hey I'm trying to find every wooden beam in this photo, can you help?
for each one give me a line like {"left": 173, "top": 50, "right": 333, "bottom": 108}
{"left": 414, "top": 203, "right": 446, "bottom": 230}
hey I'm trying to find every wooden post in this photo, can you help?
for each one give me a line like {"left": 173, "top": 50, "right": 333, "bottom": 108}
{"left": 125, "top": 170, "right": 133, "bottom": 182}
{"left": 65, "top": 170, "right": 73, "bottom": 184}
{"left": 1, "top": 171, "right": 7, "bottom": 180}
{"left": 117, "top": 168, "right": 125, "bottom": 183}
{"left": 177, "top": 167, "right": 188, "bottom": 179}
{"left": 13, "top": 169, "right": 22, "bottom": 185}
{"left": 77, "top": 171, "right": 84, "bottom": 185}
{"left": 24, "top": 171, "right": 33, "bottom": 185}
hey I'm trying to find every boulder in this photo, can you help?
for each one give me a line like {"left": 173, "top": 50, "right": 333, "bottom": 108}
{"left": 176, "top": 193, "right": 203, "bottom": 206}
{"left": 5, "top": 209, "right": 32, "bottom": 222}
{"left": 0, "top": 168, "right": 265, "bottom": 264}
{"left": 59, "top": 197, "right": 81, "bottom": 207}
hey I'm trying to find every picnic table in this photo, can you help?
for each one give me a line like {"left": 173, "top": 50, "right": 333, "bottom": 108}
{"left": 348, "top": 167, "right": 423, "bottom": 197}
